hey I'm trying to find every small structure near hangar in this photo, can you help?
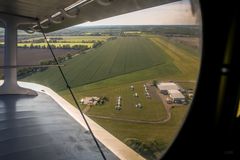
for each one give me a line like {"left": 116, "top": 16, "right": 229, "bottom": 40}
{"left": 157, "top": 82, "right": 180, "bottom": 95}
{"left": 168, "top": 90, "right": 185, "bottom": 103}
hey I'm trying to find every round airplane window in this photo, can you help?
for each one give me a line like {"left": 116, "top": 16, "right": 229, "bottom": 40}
{"left": 0, "top": 0, "right": 202, "bottom": 160}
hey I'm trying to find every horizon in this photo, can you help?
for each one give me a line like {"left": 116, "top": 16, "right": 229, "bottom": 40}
{"left": 74, "top": 24, "right": 199, "bottom": 27}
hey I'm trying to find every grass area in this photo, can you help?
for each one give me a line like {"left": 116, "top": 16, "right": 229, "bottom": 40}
{"left": 149, "top": 37, "right": 200, "bottom": 80}
{"left": 24, "top": 36, "right": 183, "bottom": 91}
{"left": 161, "top": 36, "right": 201, "bottom": 57}
{"left": 90, "top": 105, "right": 189, "bottom": 159}
{"left": 60, "top": 82, "right": 168, "bottom": 121}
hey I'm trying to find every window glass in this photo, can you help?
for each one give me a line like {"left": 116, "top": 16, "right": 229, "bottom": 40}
{"left": 2, "top": 0, "right": 202, "bottom": 159}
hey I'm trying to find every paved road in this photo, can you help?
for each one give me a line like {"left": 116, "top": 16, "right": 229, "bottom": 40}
{"left": 147, "top": 84, "right": 172, "bottom": 122}
{"left": 155, "top": 89, "right": 172, "bottom": 122}
{"left": 88, "top": 114, "right": 171, "bottom": 124}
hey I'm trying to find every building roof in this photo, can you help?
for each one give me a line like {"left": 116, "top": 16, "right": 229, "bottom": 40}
{"left": 157, "top": 82, "right": 180, "bottom": 91}
{"left": 168, "top": 89, "right": 185, "bottom": 99}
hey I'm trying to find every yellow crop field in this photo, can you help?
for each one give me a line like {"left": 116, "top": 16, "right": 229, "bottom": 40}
{"left": 61, "top": 36, "right": 111, "bottom": 42}
{"left": 17, "top": 42, "right": 94, "bottom": 48}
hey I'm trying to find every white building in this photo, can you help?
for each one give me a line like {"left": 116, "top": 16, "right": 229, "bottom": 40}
{"left": 157, "top": 82, "right": 180, "bottom": 95}
{"left": 168, "top": 90, "right": 185, "bottom": 102}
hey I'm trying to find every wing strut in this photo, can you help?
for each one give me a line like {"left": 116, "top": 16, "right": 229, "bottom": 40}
{"left": 37, "top": 21, "right": 107, "bottom": 160}
{"left": 0, "top": 13, "right": 37, "bottom": 95}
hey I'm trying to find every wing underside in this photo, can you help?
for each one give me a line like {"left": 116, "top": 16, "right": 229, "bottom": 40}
{"left": 0, "top": 0, "right": 179, "bottom": 33}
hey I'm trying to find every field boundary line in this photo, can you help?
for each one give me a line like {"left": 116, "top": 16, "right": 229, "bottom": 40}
{"left": 87, "top": 114, "right": 170, "bottom": 124}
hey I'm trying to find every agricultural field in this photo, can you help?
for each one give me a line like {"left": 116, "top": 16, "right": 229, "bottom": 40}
{"left": 19, "top": 35, "right": 111, "bottom": 42}
{"left": 23, "top": 34, "right": 201, "bottom": 159}
{"left": 0, "top": 48, "right": 75, "bottom": 78}
{"left": 24, "top": 36, "right": 199, "bottom": 91}
{"left": 0, "top": 35, "right": 111, "bottom": 77}
{"left": 56, "top": 36, "right": 111, "bottom": 42}
{"left": 17, "top": 42, "right": 94, "bottom": 48}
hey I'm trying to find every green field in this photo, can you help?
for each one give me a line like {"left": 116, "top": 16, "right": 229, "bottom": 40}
{"left": 23, "top": 35, "right": 200, "bottom": 159}
{"left": 58, "top": 78, "right": 193, "bottom": 159}
{"left": 61, "top": 82, "right": 168, "bottom": 121}
{"left": 90, "top": 105, "right": 188, "bottom": 159}
{"left": 26, "top": 37, "right": 186, "bottom": 91}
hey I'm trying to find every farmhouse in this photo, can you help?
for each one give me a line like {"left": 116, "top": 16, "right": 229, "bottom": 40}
{"left": 168, "top": 90, "right": 185, "bottom": 103}
{"left": 157, "top": 82, "right": 180, "bottom": 95}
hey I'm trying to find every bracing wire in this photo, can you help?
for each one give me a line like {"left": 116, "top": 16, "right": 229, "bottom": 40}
{"left": 37, "top": 21, "right": 107, "bottom": 160}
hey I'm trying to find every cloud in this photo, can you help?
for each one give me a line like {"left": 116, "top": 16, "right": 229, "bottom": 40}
{"left": 79, "top": 0, "right": 198, "bottom": 26}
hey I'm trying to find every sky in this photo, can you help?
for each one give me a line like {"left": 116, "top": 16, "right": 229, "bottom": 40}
{"left": 79, "top": 0, "right": 198, "bottom": 26}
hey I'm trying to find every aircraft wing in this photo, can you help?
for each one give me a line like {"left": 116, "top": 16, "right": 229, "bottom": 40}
{"left": 0, "top": 0, "right": 179, "bottom": 33}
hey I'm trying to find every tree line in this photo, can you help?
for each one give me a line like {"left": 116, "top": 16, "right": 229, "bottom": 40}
{"left": 17, "top": 53, "right": 73, "bottom": 79}
{"left": 19, "top": 39, "right": 102, "bottom": 43}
